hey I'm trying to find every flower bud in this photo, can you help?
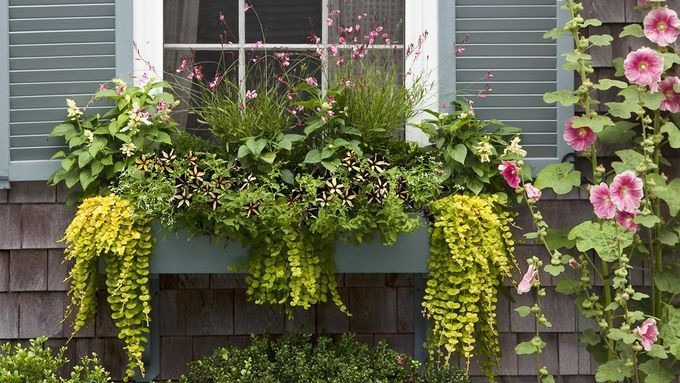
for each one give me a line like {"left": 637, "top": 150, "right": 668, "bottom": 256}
{"left": 598, "top": 320, "right": 608, "bottom": 329}
{"left": 632, "top": 343, "right": 643, "bottom": 352}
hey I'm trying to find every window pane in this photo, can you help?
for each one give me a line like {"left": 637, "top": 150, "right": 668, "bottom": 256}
{"left": 245, "top": 0, "right": 321, "bottom": 43}
{"left": 327, "top": 0, "right": 405, "bottom": 45}
{"left": 164, "top": 0, "right": 238, "bottom": 44}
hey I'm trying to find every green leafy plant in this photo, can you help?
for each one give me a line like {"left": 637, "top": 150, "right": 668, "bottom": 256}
{"left": 61, "top": 195, "right": 153, "bottom": 380}
{"left": 0, "top": 337, "right": 111, "bottom": 383}
{"left": 49, "top": 78, "right": 178, "bottom": 201}
{"left": 423, "top": 194, "right": 516, "bottom": 380}
{"left": 179, "top": 333, "right": 470, "bottom": 383}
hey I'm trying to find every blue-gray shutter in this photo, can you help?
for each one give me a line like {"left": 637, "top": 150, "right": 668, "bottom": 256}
{"left": 451, "top": 0, "right": 573, "bottom": 170}
{"left": 2, "top": 0, "right": 132, "bottom": 184}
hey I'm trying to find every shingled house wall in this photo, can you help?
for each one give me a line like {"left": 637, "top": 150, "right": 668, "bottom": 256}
{"left": 0, "top": 0, "right": 673, "bottom": 381}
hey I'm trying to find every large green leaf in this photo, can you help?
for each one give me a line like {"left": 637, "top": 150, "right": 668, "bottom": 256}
{"left": 655, "top": 266, "right": 680, "bottom": 294}
{"left": 534, "top": 163, "right": 581, "bottom": 195}
{"left": 619, "top": 24, "right": 644, "bottom": 38}
{"left": 595, "top": 360, "right": 633, "bottom": 382}
{"left": 660, "top": 122, "right": 680, "bottom": 148}
{"left": 639, "top": 360, "right": 676, "bottom": 383}
{"left": 597, "top": 121, "right": 637, "bottom": 144}
{"left": 589, "top": 34, "right": 613, "bottom": 46}
{"left": 568, "top": 221, "right": 634, "bottom": 262}
{"left": 571, "top": 115, "right": 614, "bottom": 133}
{"left": 543, "top": 90, "right": 579, "bottom": 106}
{"left": 612, "top": 149, "right": 645, "bottom": 174}
{"left": 651, "top": 179, "right": 680, "bottom": 216}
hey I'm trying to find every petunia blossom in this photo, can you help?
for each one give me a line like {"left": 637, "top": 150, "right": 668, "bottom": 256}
{"left": 610, "top": 171, "right": 644, "bottom": 213}
{"left": 563, "top": 116, "right": 596, "bottom": 151}
{"left": 624, "top": 48, "right": 664, "bottom": 92}
{"left": 634, "top": 318, "right": 658, "bottom": 351}
{"left": 498, "top": 161, "right": 521, "bottom": 189}
{"left": 644, "top": 8, "right": 680, "bottom": 46}
{"left": 659, "top": 76, "right": 680, "bottom": 112}
{"left": 616, "top": 210, "right": 640, "bottom": 233}
{"left": 590, "top": 183, "right": 616, "bottom": 219}
{"left": 517, "top": 265, "right": 538, "bottom": 295}
{"left": 524, "top": 183, "right": 542, "bottom": 202}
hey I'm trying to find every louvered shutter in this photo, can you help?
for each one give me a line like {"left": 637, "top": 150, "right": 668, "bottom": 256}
{"left": 453, "top": 0, "right": 573, "bottom": 170}
{"left": 1, "top": 0, "right": 132, "bottom": 184}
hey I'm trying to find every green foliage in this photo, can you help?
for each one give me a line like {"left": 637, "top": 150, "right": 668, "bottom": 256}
{"left": 414, "top": 104, "right": 522, "bottom": 194}
{"left": 0, "top": 337, "right": 110, "bottom": 383}
{"left": 595, "top": 360, "right": 633, "bottom": 382}
{"left": 422, "top": 194, "right": 515, "bottom": 380}
{"left": 61, "top": 195, "right": 152, "bottom": 380}
{"left": 534, "top": 163, "right": 581, "bottom": 195}
{"left": 49, "top": 79, "right": 178, "bottom": 201}
{"left": 179, "top": 333, "right": 470, "bottom": 383}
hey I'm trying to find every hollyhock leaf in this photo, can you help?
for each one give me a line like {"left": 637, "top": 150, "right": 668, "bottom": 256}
{"left": 660, "top": 122, "right": 680, "bottom": 148}
{"left": 541, "top": 374, "right": 555, "bottom": 383}
{"left": 534, "top": 163, "right": 581, "bottom": 195}
{"left": 555, "top": 279, "right": 578, "bottom": 295}
{"left": 583, "top": 18, "right": 603, "bottom": 27}
{"left": 580, "top": 329, "right": 601, "bottom": 346}
{"left": 655, "top": 268, "right": 680, "bottom": 294}
{"left": 647, "top": 344, "right": 668, "bottom": 359}
{"left": 572, "top": 115, "right": 613, "bottom": 133}
{"left": 544, "top": 27, "right": 566, "bottom": 39}
{"left": 598, "top": 121, "right": 637, "bottom": 144}
{"left": 657, "top": 228, "right": 679, "bottom": 246}
{"left": 543, "top": 90, "right": 579, "bottom": 106}
{"left": 607, "top": 328, "right": 637, "bottom": 344}
{"left": 606, "top": 100, "right": 641, "bottom": 119}
{"left": 650, "top": 179, "right": 680, "bottom": 216}
{"left": 605, "top": 302, "right": 620, "bottom": 311}
{"left": 620, "top": 24, "right": 645, "bottom": 38}
{"left": 514, "top": 306, "right": 532, "bottom": 317}
{"left": 595, "top": 360, "right": 633, "bottom": 382}
{"left": 593, "top": 79, "right": 628, "bottom": 90}
{"left": 514, "top": 341, "right": 537, "bottom": 355}
{"left": 643, "top": 91, "right": 667, "bottom": 110}
{"left": 544, "top": 264, "right": 564, "bottom": 276}
{"left": 545, "top": 227, "right": 576, "bottom": 249}
{"left": 568, "top": 221, "right": 634, "bottom": 262}
{"left": 589, "top": 34, "right": 613, "bottom": 46}
{"left": 613, "top": 57, "right": 625, "bottom": 77}
{"left": 634, "top": 213, "right": 660, "bottom": 228}
{"left": 662, "top": 52, "right": 680, "bottom": 71}
{"left": 639, "top": 360, "right": 675, "bottom": 383}
{"left": 612, "top": 149, "right": 645, "bottom": 173}
{"left": 631, "top": 292, "right": 649, "bottom": 300}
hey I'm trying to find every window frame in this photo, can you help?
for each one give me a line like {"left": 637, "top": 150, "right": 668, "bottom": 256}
{"left": 0, "top": 1, "right": 9, "bottom": 189}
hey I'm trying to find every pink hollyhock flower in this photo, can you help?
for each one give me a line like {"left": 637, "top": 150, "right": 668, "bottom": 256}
{"left": 610, "top": 171, "right": 644, "bottom": 213}
{"left": 659, "top": 76, "right": 680, "bottom": 112}
{"left": 524, "top": 183, "right": 542, "bottom": 201}
{"left": 563, "top": 116, "right": 596, "bottom": 151}
{"left": 517, "top": 264, "right": 538, "bottom": 295}
{"left": 498, "top": 161, "right": 521, "bottom": 189}
{"left": 590, "top": 183, "right": 617, "bottom": 219}
{"left": 634, "top": 318, "right": 658, "bottom": 351}
{"left": 616, "top": 210, "right": 640, "bottom": 233}
{"left": 644, "top": 8, "right": 680, "bottom": 46}
{"left": 305, "top": 77, "right": 318, "bottom": 87}
{"left": 245, "top": 90, "right": 257, "bottom": 100}
{"left": 624, "top": 48, "right": 664, "bottom": 92}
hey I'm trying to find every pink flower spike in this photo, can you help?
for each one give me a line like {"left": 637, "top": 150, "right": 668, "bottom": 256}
{"left": 524, "top": 183, "right": 542, "bottom": 202}
{"left": 252, "top": 40, "right": 262, "bottom": 50}
{"left": 644, "top": 8, "right": 680, "bottom": 46}
{"left": 338, "top": 36, "right": 346, "bottom": 45}
{"left": 610, "top": 171, "right": 644, "bottom": 213}
{"left": 634, "top": 318, "right": 658, "bottom": 351}
{"left": 517, "top": 264, "right": 538, "bottom": 295}
{"left": 624, "top": 48, "right": 664, "bottom": 92}
{"left": 99, "top": 84, "right": 108, "bottom": 91}
{"left": 590, "top": 183, "right": 617, "bottom": 219}
{"left": 326, "top": 17, "right": 333, "bottom": 26}
{"left": 616, "top": 210, "right": 640, "bottom": 233}
{"left": 498, "top": 160, "right": 521, "bottom": 189}
{"left": 659, "top": 76, "right": 680, "bottom": 112}
{"left": 244, "top": 2, "right": 252, "bottom": 11}
{"left": 563, "top": 116, "right": 596, "bottom": 151}
{"left": 218, "top": 10, "right": 225, "bottom": 24}
{"left": 245, "top": 90, "right": 257, "bottom": 100}
{"left": 176, "top": 58, "right": 188, "bottom": 73}
{"left": 305, "top": 77, "right": 318, "bottom": 87}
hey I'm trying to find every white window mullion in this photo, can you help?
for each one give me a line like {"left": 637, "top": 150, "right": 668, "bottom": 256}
{"left": 132, "top": 0, "right": 164, "bottom": 85}
{"left": 321, "top": 0, "right": 329, "bottom": 96}
{"left": 238, "top": 0, "right": 246, "bottom": 97}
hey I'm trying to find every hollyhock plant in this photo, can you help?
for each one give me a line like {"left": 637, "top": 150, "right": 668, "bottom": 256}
{"left": 563, "top": 116, "right": 596, "bottom": 151}
{"left": 590, "top": 183, "right": 617, "bottom": 219}
{"left": 610, "top": 171, "right": 644, "bottom": 213}
{"left": 517, "top": 264, "right": 538, "bottom": 294}
{"left": 524, "top": 183, "right": 542, "bottom": 202}
{"left": 616, "top": 210, "right": 640, "bottom": 233}
{"left": 498, "top": 161, "right": 520, "bottom": 189}
{"left": 659, "top": 76, "right": 680, "bottom": 112}
{"left": 644, "top": 8, "right": 680, "bottom": 46}
{"left": 624, "top": 48, "right": 664, "bottom": 91}
{"left": 634, "top": 318, "right": 658, "bottom": 351}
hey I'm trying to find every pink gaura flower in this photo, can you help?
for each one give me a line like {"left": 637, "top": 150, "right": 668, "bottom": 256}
{"left": 218, "top": 10, "right": 225, "bottom": 24}
{"left": 188, "top": 65, "right": 204, "bottom": 80}
{"left": 644, "top": 8, "right": 680, "bottom": 46}
{"left": 252, "top": 40, "right": 262, "bottom": 50}
{"left": 99, "top": 84, "right": 108, "bottom": 91}
{"left": 338, "top": 36, "right": 346, "bottom": 44}
{"left": 305, "top": 77, "right": 318, "bottom": 87}
{"left": 616, "top": 210, "right": 640, "bottom": 233}
{"left": 610, "top": 171, "right": 644, "bottom": 213}
{"left": 563, "top": 116, "right": 597, "bottom": 151}
{"left": 176, "top": 58, "right": 188, "bottom": 73}
{"left": 590, "top": 183, "right": 617, "bottom": 219}
{"left": 624, "top": 48, "right": 664, "bottom": 92}
{"left": 498, "top": 160, "right": 521, "bottom": 189}
{"left": 245, "top": 90, "right": 257, "bottom": 100}
{"left": 326, "top": 17, "right": 333, "bottom": 26}
{"left": 275, "top": 52, "right": 290, "bottom": 67}
{"left": 244, "top": 2, "right": 252, "bottom": 11}
{"left": 659, "top": 76, "right": 680, "bottom": 112}
{"left": 517, "top": 264, "right": 538, "bottom": 295}
{"left": 208, "top": 73, "right": 222, "bottom": 89}
{"left": 634, "top": 318, "right": 658, "bottom": 351}
{"left": 336, "top": 58, "right": 345, "bottom": 66}
{"left": 524, "top": 183, "right": 542, "bottom": 202}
